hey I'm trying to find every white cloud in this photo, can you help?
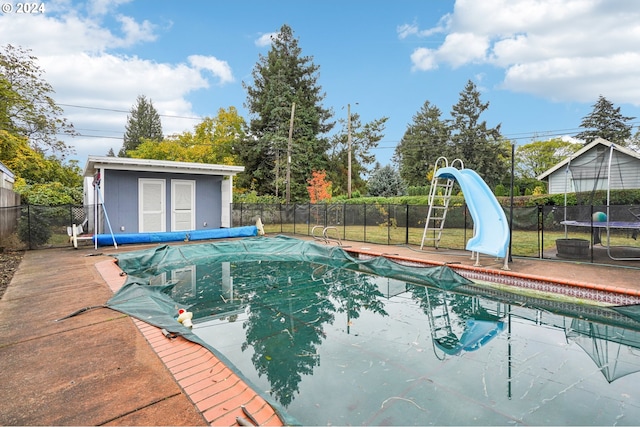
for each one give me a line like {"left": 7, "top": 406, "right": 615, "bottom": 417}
{"left": 437, "top": 32, "right": 489, "bottom": 67}
{"left": 188, "top": 55, "right": 234, "bottom": 85}
{"left": 410, "top": 48, "right": 438, "bottom": 71}
{"left": 255, "top": 32, "right": 277, "bottom": 47}
{"left": 87, "top": 0, "right": 133, "bottom": 16}
{"left": 397, "top": 23, "right": 419, "bottom": 40}
{"left": 114, "top": 14, "right": 157, "bottom": 47}
{"left": 401, "top": 0, "right": 640, "bottom": 105}
{"left": 0, "top": 1, "right": 237, "bottom": 161}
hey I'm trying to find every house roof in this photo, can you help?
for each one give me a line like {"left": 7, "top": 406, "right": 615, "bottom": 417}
{"left": 0, "top": 160, "right": 15, "bottom": 187}
{"left": 536, "top": 138, "right": 640, "bottom": 181}
{"left": 0, "top": 161, "right": 15, "bottom": 180}
{"left": 83, "top": 156, "right": 245, "bottom": 178}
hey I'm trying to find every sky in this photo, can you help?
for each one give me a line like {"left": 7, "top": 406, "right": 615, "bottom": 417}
{"left": 2, "top": 0, "right": 640, "bottom": 170}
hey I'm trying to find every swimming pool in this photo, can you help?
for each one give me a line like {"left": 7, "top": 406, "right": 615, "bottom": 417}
{"left": 110, "top": 236, "right": 640, "bottom": 425}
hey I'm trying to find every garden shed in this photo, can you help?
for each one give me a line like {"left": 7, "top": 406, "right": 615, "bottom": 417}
{"left": 83, "top": 156, "right": 244, "bottom": 236}
{"left": 537, "top": 138, "right": 640, "bottom": 195}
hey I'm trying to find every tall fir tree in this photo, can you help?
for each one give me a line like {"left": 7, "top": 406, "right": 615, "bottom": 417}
{"left": 241, "top": 24, "right": 333, "bottom": 201}
{"left": 449, "top": 80, "right": 508, "bottom": 188}
{"left": 394, "top": 100, "right": 450, "bottom": 187}
{"left": 119, "top": 95, "right": 163, "bottom": 157}
{"left": 575, "top": 95, "right": 635, "bottom": 146}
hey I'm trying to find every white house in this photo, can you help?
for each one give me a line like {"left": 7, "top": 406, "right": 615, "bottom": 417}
{"left": 537, "top": 138, "right": 640, "bottom": 194}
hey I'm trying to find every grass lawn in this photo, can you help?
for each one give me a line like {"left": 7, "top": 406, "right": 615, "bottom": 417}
{"left": 263, "top": 224, "right": 640, "bottom": 257}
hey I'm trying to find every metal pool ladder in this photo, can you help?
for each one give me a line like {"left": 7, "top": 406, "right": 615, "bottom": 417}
{"left": 420, "top": 157, "right": 463, "bottom": 250}
{"left": 311, "top": 226, "right": 342, "bottom": 246}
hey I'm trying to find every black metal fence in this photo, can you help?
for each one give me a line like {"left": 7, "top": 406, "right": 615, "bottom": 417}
{"left": 232, "top": 203, "right": 640, "bottom": 263}
{"left": 0, "top": 204, "right": 99, "bottom": 251}
{"left": 2, "top": 202, "right": 638, "bottom": 265}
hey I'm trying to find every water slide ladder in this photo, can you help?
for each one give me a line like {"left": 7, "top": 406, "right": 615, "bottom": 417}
{"left": 420, "top": 157, "right": 463, "bottom": 250}
{"left": 426, "top": 289, "right": 455, "bottom": 360}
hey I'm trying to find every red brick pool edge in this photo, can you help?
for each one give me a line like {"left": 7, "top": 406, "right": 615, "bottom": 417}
{"left": 95, "top": 258, "right": 285, "bottom": 427}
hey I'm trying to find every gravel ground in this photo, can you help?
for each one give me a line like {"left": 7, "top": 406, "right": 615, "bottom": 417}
{"left": 0, "top": 251, "right": 24, "bottom": 299}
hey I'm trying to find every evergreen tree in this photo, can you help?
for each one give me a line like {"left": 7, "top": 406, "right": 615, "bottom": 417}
{"left": 449, "top": 80, "right": 508, "bottom": 188}
{"left": 327, "top": 112, "right": 387, "bottom": 197}
{"left": 0, "top": 44, "right": 76, "bottom": 158}
{"left": 367, "top": 164, "right": 406, "bottom": 197}
{"left": 575, "top": 95, "right": 635, "bottom": 145}
{"left": 119, "top": 95, "right": 163, "bottom": 157}
{"left": 241, "top": 24, "right": 333, "bottom": 201}
{"left": 394, "top": 101, "right": 450, "bottom": 187}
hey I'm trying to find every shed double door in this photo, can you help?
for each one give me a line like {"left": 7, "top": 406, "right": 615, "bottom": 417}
{"left": 139, "top": 179, "right": 195, "bottom": 232}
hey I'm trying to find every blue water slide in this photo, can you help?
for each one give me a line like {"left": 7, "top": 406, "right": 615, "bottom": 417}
{"left": 435, "top": 167, "right": 510, "bottom": 258}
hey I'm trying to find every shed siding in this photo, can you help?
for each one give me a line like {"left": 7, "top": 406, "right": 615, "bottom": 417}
{"left": 104, "top": 170, "right": 222, "bottom": 233}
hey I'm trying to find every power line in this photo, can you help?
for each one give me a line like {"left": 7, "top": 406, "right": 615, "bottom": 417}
{"left": 58, "top": 103, "right": 203, "bottom": 121}
{"left": 56, "top": 102, "right": 640, "bottom": 148}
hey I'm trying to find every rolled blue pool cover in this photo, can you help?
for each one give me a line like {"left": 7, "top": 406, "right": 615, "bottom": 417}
{"left": 93, "top": 225, "right": 258, "bottom": 246}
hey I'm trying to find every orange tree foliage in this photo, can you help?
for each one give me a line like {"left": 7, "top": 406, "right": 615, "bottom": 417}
{"left": 307, "top": 169, "right": 332, "bottom": 203}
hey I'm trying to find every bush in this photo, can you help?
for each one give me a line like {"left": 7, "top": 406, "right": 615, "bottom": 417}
{"left": 17, "top": 206, "right": 52, "bottom": 247}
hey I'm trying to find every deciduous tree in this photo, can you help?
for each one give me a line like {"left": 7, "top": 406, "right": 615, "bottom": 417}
{"left": 515, "top": 138, "right": 580, "bottom": 179}
{"left": 0, "top": 130, "right": 82, "bottom": 196}
{"left": 0, "top": 44, "right": 76, "bottom": 158}
{"left": 128, "top": 107, "right": 245, "bottom": 165}
{"left": 307, "top": 169, "right": 332, "bottom": 203}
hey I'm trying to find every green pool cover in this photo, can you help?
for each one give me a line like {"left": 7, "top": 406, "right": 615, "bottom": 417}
{"left": 106, "top": 235, "right": 473, "bottom": 425}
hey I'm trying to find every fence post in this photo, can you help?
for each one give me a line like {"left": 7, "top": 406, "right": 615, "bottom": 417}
{"left": 463, "top": 202, "right": 467, "bottom": 247}
{"left": 538, "top": 204, "right": 543, "bottom": 259}
{"left": 363, "top": 204, "right": 367, "bottom": 243}
{"left": 405, "top": 204, "right": 409, "bottom": 245}
{"left": 324, "top": 204, "right": 327, "bottom": 227}
{"left": 27, "top": 204, "right": 32, "bottom": 250}
{"left": 343, "top": 203, "right": 346, "bottom": 240}
{"left": 387, "top": 203, "right": 391, "bottom": 245}
{"left": 590, "top": 204, "right": 594, "bottom": 263}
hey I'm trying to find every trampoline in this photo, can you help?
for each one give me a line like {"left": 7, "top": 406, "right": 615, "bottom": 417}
{"left": 560, "top": 142, "right": 640, "bottom": 260}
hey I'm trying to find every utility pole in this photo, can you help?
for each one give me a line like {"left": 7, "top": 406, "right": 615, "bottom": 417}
{"left": 286, "top": 102, "right": 295, "bottom": 204}
{"left": 347, "top": 103, "right": 352, "bottom": 199}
